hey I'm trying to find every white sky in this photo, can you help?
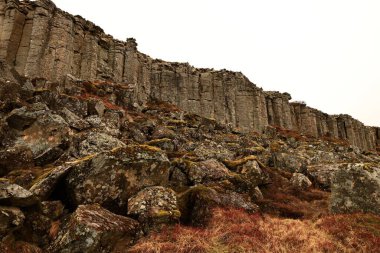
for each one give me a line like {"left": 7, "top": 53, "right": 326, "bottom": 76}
{"left": 53, "top": 0, "right": 380, "bottom": 127}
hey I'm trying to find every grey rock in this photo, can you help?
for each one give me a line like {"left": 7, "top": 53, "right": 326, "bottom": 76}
{"left": 128, "top": 186, "right": 180, "bottom": 232}
{"left": 77, "top": 132, "right": 126, "bottom": 157}
{"left": 330, "top": 163, "right": 380, "bottom": 214}
{"left": 66, "top": 145, "right": 170, "bottom": 213}
{"left": 48, "top": 204, "right": 139, "bottom": 253}
{"left": 0, "top": 206, "right": 25, "bottom": 236}
{"left": 29, "top": 165, "right": 72, "bottom": 200}
{"left": 60, "top": 108, "right": 90, "bottom": 131}
{"left": 290, "top": 173, "right": 312, "bottom": 190}
{"left": 0, "top": 181, "right": 38, "bottom": 207}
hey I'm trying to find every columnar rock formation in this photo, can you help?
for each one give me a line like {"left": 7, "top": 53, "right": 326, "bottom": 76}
{"left": 1, "top": 0, "right": 379, "bottom": 150}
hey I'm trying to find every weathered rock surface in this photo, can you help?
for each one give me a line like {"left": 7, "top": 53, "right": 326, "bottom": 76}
{"left": 306, "top": 163, "right": 351, "bottom": 190}
{"left": 0, "top": 0, "right": 379, "bottom": 251}
{"left": 128, "top": 186, "right": 180, "bottom": 232}
{"left": 0, "top": 0, "right": 379, "bottom": 150}
{"left": 178, "top": 186, "right": 259, "bottom": 226}
{"left": 29, "top": 165, "right": 72, "bottom": 200}
{"left": 0, "top": 206, "right": 24, "bottom": 236}
{"left": 330, "top": 163, "right": 380, "bottom": 214}
{"left": 66, "top": 145, "right": 170, "bottom": 213}
{"left": 48, "top": 204, "right": 140, "bottom": 253}
{"left": 75, "top": 132, "right": 126, "bottom": 157}
{"left": 0, "top": 181, "right": 38, "bottom": 207}
{"left": 5, "top": 103, "right": 70, "bottom": 166}
{"left": 290, "top": 173, "right": 312, "bottom": 190}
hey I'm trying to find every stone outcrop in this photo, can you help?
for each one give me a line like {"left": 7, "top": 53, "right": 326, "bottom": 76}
{"left": 0, "top": 0, "right": 379, "bottom": 151}
{"left": 330, "top": 163, "right": 380, "bottom": 214}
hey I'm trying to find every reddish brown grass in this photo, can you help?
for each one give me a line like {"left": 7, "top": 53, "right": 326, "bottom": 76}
{"left": 76, "top": 93, "right": 123, "bottom": 110}
{"left": 128, "top": 208, "right": 380, "bottom": 253}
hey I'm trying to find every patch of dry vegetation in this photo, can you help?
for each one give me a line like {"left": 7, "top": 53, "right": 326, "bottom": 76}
{"left": 128, "top": 208, "right": 380, "bottom": 253}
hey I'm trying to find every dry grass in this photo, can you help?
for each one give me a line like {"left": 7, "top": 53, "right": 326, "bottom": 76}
{"left": 128, "top": 208, "right": 380, "bottom": 253}
{"left": 76, "top": 92, "right": 123, "bottom": 110}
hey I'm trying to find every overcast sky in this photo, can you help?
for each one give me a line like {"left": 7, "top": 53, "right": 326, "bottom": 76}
{"left": 53, "top": 0, "right": 380, "bottom": 127}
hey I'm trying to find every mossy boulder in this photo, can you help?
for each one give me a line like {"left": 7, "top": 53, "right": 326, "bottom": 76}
{"left": 128, "top": 186, "right": 180, "bottom": 232}
{"left": 48, "top": 204, "right": 139, "bottom": 253}
{"left": 178, "top": 185, "right": 258, "bottom": 227}
{"left": 330, "top": 163, "right": 380, "bottom": 214}
{"left": 65, "top": 145, "right": 170, "bottom": 214}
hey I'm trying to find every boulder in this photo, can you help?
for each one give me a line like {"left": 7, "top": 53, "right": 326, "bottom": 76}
{"left": 146, "top": 138, "right": 176, "bottom": 152}
{"left": 77, "top": 132, "right": 126, "bottom": 157}
{"left": 66, "top": 145, "right": 170, "bottom": 214}
{"left": 178, "top": 186, "right": 258, "bottom": 227}
{"left": 234, "top": 159, "right": 269, "bottom": 186}
{"left": 307, "top": 164, "right": 341, "bottom": 189}
{"left": 60, "top": 108, "right": 90, "bottom": 131}
{"left": 224, "top": 156, "right": 269, "bottom": 193}
{"left": 193, "top": 140, "right": 234, "bottom": 161}
{"left": 48, "top": 204, "right": 139, "bottom": 253}
{"left": 0, "top": 145, "right": 34, "bottom": 176}
{"left": 128, "top": 186, "right": 180, "bottom": 232}
{"left": 270, "top": 152, "right": 308, "bottom": 173}
{"left": 40, "top": 201, "right": 65, "bottom": 220}
{"left": 6, "top": 104, "right": 70, "bottom": 166}
{"left": 6, "top": 103, "right": 49, "bottom": 131}
{"left": 330, "top": 163, "right": 380, "bottom": 214}
{"left": 0, "top": 206, "right": 25, "bottom": 236}
{"left": 0, "top": 181, "right": 38, "bottom": 207}
{"left": 29, "top": 165, "right": 72, "bottom": 200}
{"left": 151, "top": 125, "right": 176, "bottom": 140}
{"left": 182, "top": 159, "right": 232, "bottom": 185}
{"left": 290, "top": 173, "right": 312, "bottom": 190}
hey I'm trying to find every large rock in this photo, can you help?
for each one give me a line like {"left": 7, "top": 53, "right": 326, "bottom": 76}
{"left": 48, "top": 204, "right": 139, "bottom": 253}
{"left": 6, "top": 103, "right": 70, "bottom": 166}
{"left": 172, "top": 159, "right": 232, "bottom": 186}
{"left": 0, "top": 206, "right": 25, "bottom": 236}
{"left": 76, "top": 132, "right": 126, "bottom": 157}
{"left": 0, "top": 181, "right": 38, "bottom": 207}
{"left": 66, "top": 145, "right": 170, "bottom": 213}
{"left": 271, "top": 152, "right": 308, "bottom": 173}
{"left": 224, "top": 156, "right": 269, "bottom": 193}
{"left": 178, "top": 186, "right": 258, "bottom": 227}
{"left": 29, "top": 165, "right": 72, "bottom": 200}
{"left": 128, "top": 186, "right": 180, "bottom": 232}
{"left": 290, "top": 173, "right": 312, "bottom": 190}
{"left": 0, "top": 145, "right": 34, "bottom": 176}
{"left": 60, "top": 108, "right": 90, "bottom": 131}
{"left": 307, "top": 164, "right": 341, "bottom": 189}
{"left": 330, "top": 163, "right": 380, "bottom": 214}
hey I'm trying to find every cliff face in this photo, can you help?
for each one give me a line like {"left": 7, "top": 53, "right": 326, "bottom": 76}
{"left": 1, "top": 0, "right": 379, "bottom": 150}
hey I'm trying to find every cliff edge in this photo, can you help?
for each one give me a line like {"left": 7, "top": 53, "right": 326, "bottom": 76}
{"left": 1, "top": 0, "right": 379, "bottom": 150}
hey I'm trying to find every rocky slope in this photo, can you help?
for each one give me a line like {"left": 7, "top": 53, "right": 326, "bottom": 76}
{"left": 0, "top": 58, "right": 380, "bottom": 252}
{"left": 1, "top": 0, "right": 379, "bottom": 150}
{"left": 1, "top": 0, "right": 380, "bottom": 252}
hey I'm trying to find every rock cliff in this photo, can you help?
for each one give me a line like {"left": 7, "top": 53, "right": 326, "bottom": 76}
{"left": 1, "top": 0, "right": 379, "bottom": 151}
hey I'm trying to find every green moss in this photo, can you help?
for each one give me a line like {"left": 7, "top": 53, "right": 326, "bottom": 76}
{"left": 65, "top": 153, "right": 97, "bottom": 165}
{"left": 167, "top": 119, "right": 186, "bottom": 126}
{"left": 146, "top": 138, "right": 172, "bottom": 146}
{"left": 361, "top": 163, "right": 378, "bottom": 172}
{"left": 0, "top": 178, "right": 10, "bottom": 183}
{"left": 224, "top": 155, "right": 266, "bottom": 170}
{"left": 152, "top": 209, "right": 181, "bottom": 219}
{"left": 30, "top": 167, "right": 55, "bottom": 186}
{"left": 177, "top": 185, "right": 213, "bottom": 221}
{"left": 247, "top": 146, "right": 266, "bottom": 154}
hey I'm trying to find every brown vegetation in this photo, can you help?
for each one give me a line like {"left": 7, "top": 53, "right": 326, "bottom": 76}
{"left": 129, "top": 208, "right": 380, "bottom": 253}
